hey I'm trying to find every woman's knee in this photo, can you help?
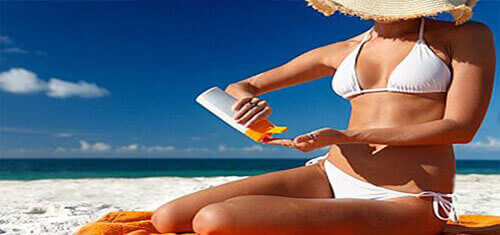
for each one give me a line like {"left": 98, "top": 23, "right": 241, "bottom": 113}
{"left": 192, "top": 202, "right": 235, "bottom": 234}
{"left": 152, "top": 202, "right": 189, "bottom": 233}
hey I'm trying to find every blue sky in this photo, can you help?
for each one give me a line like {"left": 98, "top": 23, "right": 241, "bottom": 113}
{"left": 0, "top": 0, "right": 499, "bottom": 159}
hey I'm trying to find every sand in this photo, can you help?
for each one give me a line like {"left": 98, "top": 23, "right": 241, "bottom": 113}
{"left": 0, "top": 174, "right": 499, "bottom": 234}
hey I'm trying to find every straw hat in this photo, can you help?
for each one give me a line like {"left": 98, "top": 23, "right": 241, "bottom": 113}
{"left": 305, "top": 0, "right": 478, "bottom": 25}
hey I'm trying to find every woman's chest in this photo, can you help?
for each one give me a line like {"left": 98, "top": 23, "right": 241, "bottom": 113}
{"left": 355, "top": 38, "right": 451, "bottom": 89}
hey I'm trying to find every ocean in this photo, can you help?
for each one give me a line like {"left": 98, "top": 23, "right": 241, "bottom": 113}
{"left": 0, "top": 158, "right": 499, "bottom": 180}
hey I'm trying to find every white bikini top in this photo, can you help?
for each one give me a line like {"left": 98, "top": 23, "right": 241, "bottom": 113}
{"left": 332, "top": 18, "right": 451, "bottom": 99}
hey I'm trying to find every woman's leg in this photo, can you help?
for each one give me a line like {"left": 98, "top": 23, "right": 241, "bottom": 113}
{"left": 192, "top": 195, "right": 446, "bottom": 235}
{"left": 152, "top": 160, "right": 332, "bottom": 233}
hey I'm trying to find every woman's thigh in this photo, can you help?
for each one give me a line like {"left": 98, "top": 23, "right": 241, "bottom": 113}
{"left": 192, "top": 195, "right": 446, "bottom": 235}
{"left": 152, "top": 160, "right": 332, "bottom": 232}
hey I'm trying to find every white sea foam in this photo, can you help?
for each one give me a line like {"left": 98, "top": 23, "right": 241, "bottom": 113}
{"left": 0, "top": 174, "right": 498, "bottom": 234}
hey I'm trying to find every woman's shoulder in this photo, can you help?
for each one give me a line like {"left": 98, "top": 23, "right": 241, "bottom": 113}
{"left": 427, "top": 19, "right": 493, "bottom": 43}
{"left": 426, "top": 18, "right": 490, "bottom": 30}
{"left": 318, "top": 34, "right": 364, "bottom": 51}
{"left": 426, "top": 19, "right": 494, "bottom": 69}
{"left": 454, "top": 20, "right": 491, "bottom": 33}
{"left": 312, "top": 33, "right": 367, "bottom": 67}
{"left": 453, "top": 20, "right": 493, "bottom": 44}
{"left": 296, "top": 34, "right": 359, "bottom": 70}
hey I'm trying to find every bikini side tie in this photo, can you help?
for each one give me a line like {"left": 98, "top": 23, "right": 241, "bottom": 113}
{"left": 418, "top": 191, "right": 459, "bottom": 222}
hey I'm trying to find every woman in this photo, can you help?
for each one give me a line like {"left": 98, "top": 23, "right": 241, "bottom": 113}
{"left": 153, "top": 0, "right": 495, "bottom": 234}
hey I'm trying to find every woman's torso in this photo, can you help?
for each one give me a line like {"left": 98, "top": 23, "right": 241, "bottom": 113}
{"left": 327, "top": 19, "right": 456, "bottom": 194}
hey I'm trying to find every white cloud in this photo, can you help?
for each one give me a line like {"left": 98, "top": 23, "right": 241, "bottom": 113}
{"left": 218, "top": 144, "right": 227, "bottom": 152}
{"left": 144, "top": 145, "right": 175, "bottom": 152}
{"left": 59, "top": 141, "right": 176, "bottom": 154}
{"left": 0, "top": 36, "right": 45, "bottom": 55}
{"left": 0, "top": 68, "right": 109, "bottom": 98}
{"left": 47, "top": 78, "right": 109, "bottom": 98}
{"left": 79, "top": 140, "right": 111, "bottom": 152}
{"left": 0, "top": 35, "right": 13, "bottom": 44}
{"left": 54, "top": 147, "right": 68, "bottom": 153}
{"left": 79, "top": 140, "right": 91, "bottom": 151}
{"left": 185, "top": 147, "right": 211, "bottom": 153}
{"left": 117, "top": 144, "right": 139, "bottom": 152}
{"left": 241, "top": 145, "right": 265, "bottom": 152}
{"left": 218, "top": 144, "right": 268, "bottom": 153}
{"left": 464, "top": 137, "right": 500, "bottom": 150}
{"left": 17, "top": 142, "right": 276, "bottom": 155}
{"left": 13, "top": 148, "right": 27, "bottom": 153}
{"left": 55, "top": 132, "right": 73, "bottom": 138}
{"left": 3, "top": 148, "right": 49, "bottom": 154}
{"left": 0, "top": 68, "right": 46, "bottom": 93}
{"left": 0, "top": 126, "right": 90, "bottom": 139}
{"left": 93, "top": 142, "right": 111, "bottom": 152}
{"left": 1, "top": 47, "right": 28, "bottom": 54}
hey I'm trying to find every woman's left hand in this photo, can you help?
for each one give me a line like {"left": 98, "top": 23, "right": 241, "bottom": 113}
{"left": 263, "top": 128, "right": 347, "bottom": 152}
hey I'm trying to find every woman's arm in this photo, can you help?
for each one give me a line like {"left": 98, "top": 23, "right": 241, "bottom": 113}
{"left": 225, "top": 44, "right": 339, "bottom": 99}
{"left": 225, "top": 42, "right": 349, "bottom": 126}
{"left": 336, "top": 22, "right": 496, "bottom": 146}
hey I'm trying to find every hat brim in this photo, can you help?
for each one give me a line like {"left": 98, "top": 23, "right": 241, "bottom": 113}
{"left": 306, "top": 0, "right": 477, "bottom": 25}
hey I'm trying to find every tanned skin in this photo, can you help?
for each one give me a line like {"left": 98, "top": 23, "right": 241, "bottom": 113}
{"left": 152, "top": 18, "right": 496, "bottom": 235}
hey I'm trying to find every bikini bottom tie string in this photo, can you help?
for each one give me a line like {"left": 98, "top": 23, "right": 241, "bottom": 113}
{"left": 418, "top": 191, "right": 459, "bottom": 222}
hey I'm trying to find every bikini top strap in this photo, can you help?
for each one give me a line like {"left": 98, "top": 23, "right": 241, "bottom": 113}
{"left": 419, "top": 18, "right": 425, "bottom": 40}
{"left": 305, "top": 154, "right": 328, "bottom": 166}
{"left": 361, "top": 27, "right": 374, "bottom": 43}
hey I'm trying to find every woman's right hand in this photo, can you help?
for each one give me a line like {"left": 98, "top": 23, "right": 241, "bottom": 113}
{"left": 232, "top": 97, "right": 272, "bottom": 127}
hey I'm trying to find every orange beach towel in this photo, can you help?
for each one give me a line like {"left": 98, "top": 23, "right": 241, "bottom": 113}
{"left": 76, "top": 211, "right": 500, "bottom": 235}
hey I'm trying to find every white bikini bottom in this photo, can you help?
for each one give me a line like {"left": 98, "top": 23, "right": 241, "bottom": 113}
{"left": 306, "top": 154, "right": 459, "bottom": 222}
